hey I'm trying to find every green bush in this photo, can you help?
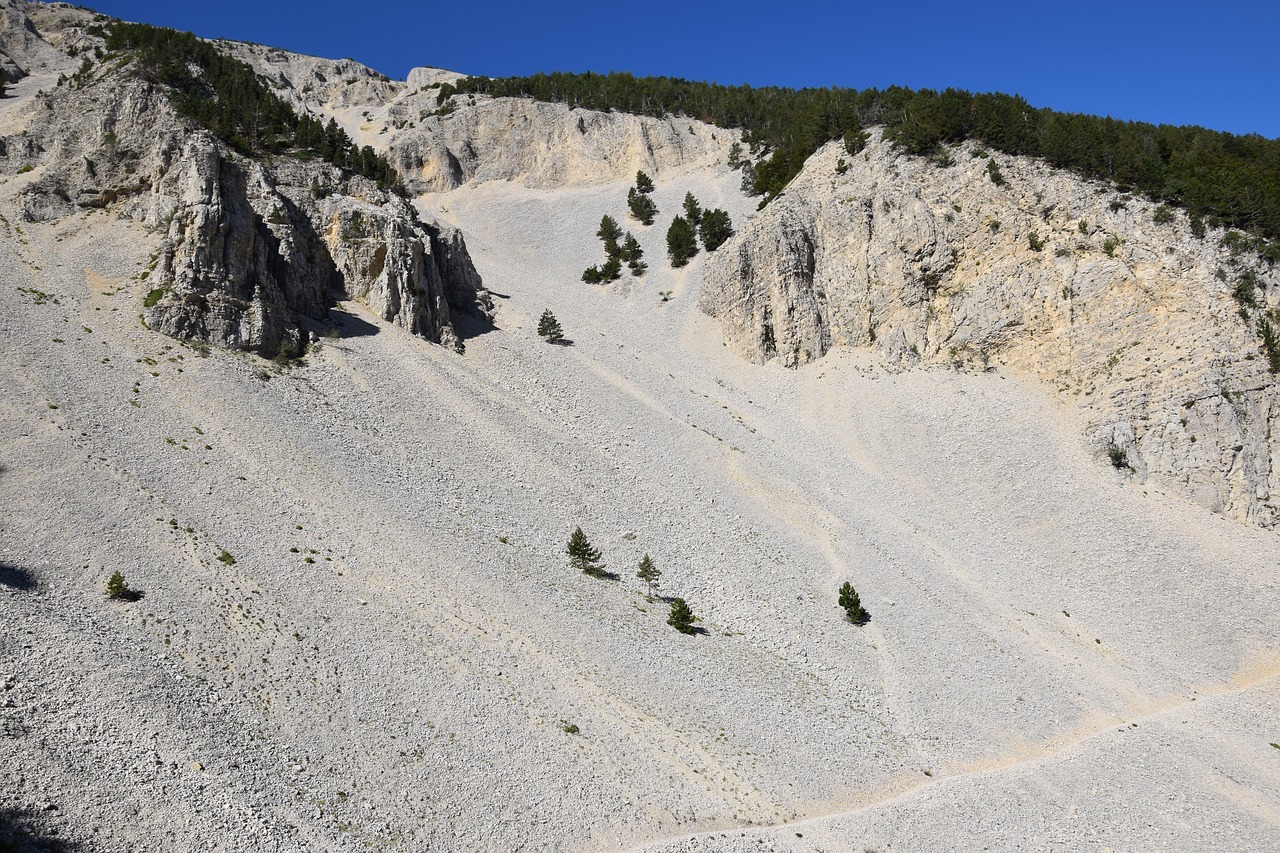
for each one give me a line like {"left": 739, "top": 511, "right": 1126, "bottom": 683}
{"left": 1028, "top": 231, "right": 1044, "bottom": 252}
{"left": 986, "top": 160, "right": 1005, "bottom": 186}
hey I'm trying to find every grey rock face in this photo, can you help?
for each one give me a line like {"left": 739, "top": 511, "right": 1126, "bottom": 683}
{"left": 5, "top": 12, "right": 488, "bottom": 356}
{"left": 702, "top": 135, "right": 1279, "bottom": 527}
{"left": 385, "top": 96, "right": 736, "bottom": 192}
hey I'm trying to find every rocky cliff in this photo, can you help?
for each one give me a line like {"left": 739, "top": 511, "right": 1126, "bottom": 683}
{"left": 702, "top": 134, "right": 1279, "bottom": 526}
{"left": 222, "top": 49, "right": 737, "bottom": 193}
{"left": 1, "top": 1, "right": 488, "bottom": 356}
{"left": 382, "top": 92, "right": 738, "bottom": 191}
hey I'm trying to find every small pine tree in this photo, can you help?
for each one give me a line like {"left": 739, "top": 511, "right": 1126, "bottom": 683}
{"left": 666, "top": 215, "right": 699, "bottom": 267}
{"left": 600, "top": 255, "right": 623, "bottom": 281}
{"left": 682, "top": 192, "right": 703, "bottom": 227}
{"left": 582, "top": 265, "right": 603, "bottom": 284}
{"left": 635, "top": 170, "right": 655, "bottom": 194}
{"left": 597, "top": 215, "right": 622, "bottom": 244}
{"left": 537, "top": 309, "right": 563, "bottom": 343}
{"left": 667, "top": 598, "right": 696, "bottom": 634}
{"left": 699, "top": 209, "right": 734, "bottom": 252}
{"left": 636, "top": 553, "right": 661, "bottom": 601}
{"left": 567, "top": 527, "right": 606, "bottom": 577}
{"left": 727, "top": 142, "right": 744, "bottom": 170}
{"left": 619, "top": 233, "right": 642, "bottom": 263}
{"left": 838, "top": 581, "right": 868, "bottom": 624}
{"left": 628, "top": 187, "right": 657, "bottom": 225}
{"left": 106, "top": 571, "right": 128, "bottom": 600}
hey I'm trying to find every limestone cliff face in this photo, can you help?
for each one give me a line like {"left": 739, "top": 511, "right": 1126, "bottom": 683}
{"left": 384, "top": 94, "right": 736, "bottom": 191}
{"left": 219, "top": 50, "right": 735, "bottom": 193}
{"left": 2, "top": 7, "right": 488, "bottom": 355}
{"left": 702, "top": 134, "right": 1279, "bottom": 527}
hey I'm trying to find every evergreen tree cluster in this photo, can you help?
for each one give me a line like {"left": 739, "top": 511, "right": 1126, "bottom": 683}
{"left": 627, "top": 170, "right": 658, "bottom": 225}
{"left": 443, "top": 72, "right": 1280, "bottom": 249}
{"left": 104, "top": 22, "right": 403, "bottom": 192}
{"left": 666, "top": 192, "right": 733, "bottom": 266}
{"left": 583, "top": 214, "right": 645, "bottom": 282}
{"left": 566, "top": 530, "right": 698, "bottom": 634}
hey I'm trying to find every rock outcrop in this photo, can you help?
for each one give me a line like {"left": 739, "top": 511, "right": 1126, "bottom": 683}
{"left": 702, "top": 134, "right": 1279, "bottom": 526}
{"left": 384, "top": 95, "right": 737, "bottom": 191}
{"left": 2, "top": 5, "right": 488, "bottom": 355}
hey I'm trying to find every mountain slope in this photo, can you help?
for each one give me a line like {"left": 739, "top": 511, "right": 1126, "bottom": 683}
{"left": 1, "top": 4, "right": 1278, "bottom": 853}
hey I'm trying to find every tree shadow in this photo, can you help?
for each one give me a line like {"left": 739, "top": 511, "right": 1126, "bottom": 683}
{"left": 0, "top": 807, "right": 82, "bottom": 852}
{"left": 546, "top": 338, "right": 575, "bottom": 347}
{"left": 583, "top": 569, "right": 621, "bottom": 582}
{"left": 0, "top": 561, "right": 37, "bottom": 591}
{"left": 326, "top": 308, "right": 380, "bottom": 339}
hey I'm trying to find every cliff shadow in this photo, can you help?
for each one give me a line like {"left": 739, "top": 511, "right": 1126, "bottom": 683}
{"left": 326, "top": 308, "right": 380, "bottom": 339}
{"left": 452, "top": 312, "right": 499, "bottom": 342}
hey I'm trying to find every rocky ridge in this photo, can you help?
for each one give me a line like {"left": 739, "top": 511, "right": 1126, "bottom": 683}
{"left": 1, "top": 1, "right": 488, "bottom": 356}
{"left": 221, "top": 45, "right": 737, "bottom": 193}
{"left": 701, "top": 135, "right": 1280, "bottom": 527}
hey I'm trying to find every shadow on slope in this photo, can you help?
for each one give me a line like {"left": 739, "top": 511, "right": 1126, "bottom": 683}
{"left": 327, "top": 309, "right": 380, "bottom": 339}
{"left": 452, "top": 311, "right": 500, "bottom": 343}
{"left": 0, "top": 807, "right": 81, "bottom": 852}
{"left": 0, "top": 561, "right": 38, "bottom": 592}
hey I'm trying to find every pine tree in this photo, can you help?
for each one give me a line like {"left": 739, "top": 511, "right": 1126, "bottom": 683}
{"left": 838, "top": 581, "right": 868, "bottom": 624}
{"left": 106, "top": 571, "right": 128, "bottom": 600}
{"left": 727, "top": 142, "right": 744, "bottom": 170}
{"left": 600, "top": 255, "right": 623, "bottom": 281}
{"left": 627, "top": 187, "right": 657, "bottom": 225}
{"left": 698, "top": 209, "right": 734, "bottom": 252}
{"left": 619, "top": 233, "right": 642, "bottom": 263}
{"left": 635, "top": 170, "right": 655, "bottom": 194}
{"left": 537, "top": 309, "right": 563, "bottom": 343}
{"left": 682, "top": 192, "right": 703, "bottom": 227}
{"left": 666, "top": 216, "right": 699, "bottom": 267}
{"left": 636, "top": 554, "right": 661, "bottom": 601}
{"left": 567, "top": 527, "right": 606, "bottom": 577}
{"left": 667, "top": 598, "right": 696, "bottom": 634}
{"left": 597, "top": 215, "right": 622, "bottom": 244}
{"left": 582, "top": 265, "right": 603, "bottom": 284}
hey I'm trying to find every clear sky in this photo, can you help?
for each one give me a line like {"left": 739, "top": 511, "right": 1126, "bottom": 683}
{"left": 86, "top": 0, "right": 1280, "bottom": 139}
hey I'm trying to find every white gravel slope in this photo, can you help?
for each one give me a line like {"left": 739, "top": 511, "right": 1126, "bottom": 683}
{"left": 1, "top": 161, "right": 1277, "bottom": 851}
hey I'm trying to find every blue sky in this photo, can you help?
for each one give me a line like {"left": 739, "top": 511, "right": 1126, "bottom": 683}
{"left": 88, "top": 1, "right": 1280, "bottom": 139}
